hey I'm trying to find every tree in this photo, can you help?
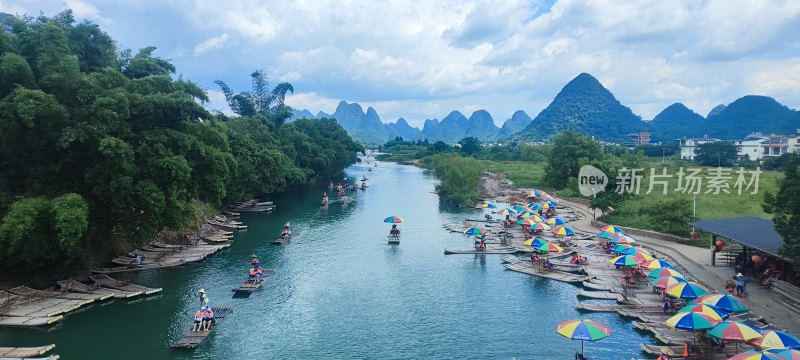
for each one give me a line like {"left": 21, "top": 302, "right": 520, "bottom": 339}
{"left": 432, "top": 140, "right": 451, "bottom": 153}
{"left": 763, "top": 155, "right": 800, "bottom": 263}
{"left": 695, "top": 141, "right": 737, "bottom": 166}
{"left": 639, "top": 197, "right": 692, "bottom": 233}
{"left": 214, "top": 70, "right": 294, "bottom": 125}
{"left": 544, "top": 131, "right": 603, "bottom": 189}
{"left": 589, "top": 191, "right": 627, "bottom": 216}
{"left": 458, "top": 136, "right": 481, "bottom": 155}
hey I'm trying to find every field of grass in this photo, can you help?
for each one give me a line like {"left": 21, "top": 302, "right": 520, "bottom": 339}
{"left": 478, "top": 160, "right": 548, "bottom": 188}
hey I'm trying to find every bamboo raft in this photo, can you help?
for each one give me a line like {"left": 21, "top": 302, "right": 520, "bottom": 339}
{"left": 207, "top": 220, "right": 247, "bottom": 231}
{"left": 444, "top": 247, "right": 517, "bottom": 255}
{"left": 271, "top": 236, "right": 290, "bottom": 245}
{"left": 575, "top": 289, "right": 624, "bottom": 301}
{"left": 0, "top": 344, "right": 58, "bottom": 359}
{"left": 232, "top": 269, "right": 276, "bottom": 293}
{"left": 170, "top": 306, "right": 233, "bottom": 349}
{"left": 0, "top": 291, "right": 83, "bottom": 318}
{"left": 10, "top": 286, "right": 111, "bottom": 304}
{"left": 503, "top": 260, "right": 593, "bottom": 283}
{"left": 57, "top": 279, "right": 138, "bottom": 299}
{"left": 575, "top": 301, "right": 663, "bottom": 312}
{"left": 387, "top": 236, "right": 400, "bottom": 245}
{"left": 89, "top": 274, "right": 162, "bottom": 295}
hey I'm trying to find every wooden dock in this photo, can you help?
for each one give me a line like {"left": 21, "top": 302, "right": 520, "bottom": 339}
{"left": 444, "top": 247, "right": 516, "bottom": 255}
{"left": 503, "top": 260, "right": 593, "bottom": 284}
{"left": 57, "top": 279, "right": 140, "bottom": 299}
{"left": 232, "top": 269, "right": 276, "bottom": 293}
{"left": 170, "top": 306, "right": 233, "bottom": 349}
{"left": 0, "top": 344, "right": 58, "bottom": 359}
{"left": 89, "top": 274, "right": 162, "bottom": 295}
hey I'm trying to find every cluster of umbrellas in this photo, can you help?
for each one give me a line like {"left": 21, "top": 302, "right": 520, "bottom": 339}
{"left": 480, "top": 194, "right": 574, "bottom": 238}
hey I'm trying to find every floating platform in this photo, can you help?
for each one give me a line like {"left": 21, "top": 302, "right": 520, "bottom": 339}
{"left": 575, "top": 301, "right": 662, "bottom": 313}
{"left": 444, "top": 247, "right": 516, "bottom": 255}
{"left": 575, "top": 289, "right": 624, "bottom": 301}
{"left": 57, "top": 280, "right": 134, "bottom": 299}
{"left": 0, "top": 344, "right": 58, "bottom": 359}
{"left": 387, "top": 236, "right": 400, "bottom": 245}
{"left": 170, "top": 306, "right": 233, "bottom": 349}
{"left": 207, "top": 220, "right": 247, "bottom": 231}
{"left": 89, "top": 274, "right": 162, "bottom": 295}
{"left": 0, "top": 315, "right": 63, "bottom": 328}
{"left": 503, "top": 260, "right": 593, "bottom": 284}
{"left": 232, "top": 269, "right": 276, "bottom": 293}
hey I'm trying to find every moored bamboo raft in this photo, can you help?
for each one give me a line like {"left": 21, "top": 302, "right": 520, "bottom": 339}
{"left": 271, "top": 236, "right": 290, "bottom": 245}
{"left": 0, "top": 315, "right": 63, "bottom": 328}
{"left": 503, "top": 260, "right": 593, "bottom": 283}
{"left": 444, "top": 247, "right": 517, "bottom": 255}
{"left": 232, "top": 269, "right": 276, "bottom": 293}
{"left": 575, "top": 289, "right": 624, "bottom": 301}
{"left": 207, "top": 220, "right": 247, "bottom": 231}
{"left": 170, "top": 306, "right": 233, "bottom": 349}
{"left": 9, "top": 286, "right": 105, "bottom": 305}
{"left": 0, "top": 344, "right": 57, "bottom": 358}
{"left": 57, "top": 280, "right": 132, "bottom": 299}
{"left": 89, "top": 274, "right": 162, "bottom": 295}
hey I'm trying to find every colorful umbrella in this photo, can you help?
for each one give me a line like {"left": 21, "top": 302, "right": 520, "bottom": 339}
{"left": 610, "top": 255, "right": 640, "bottom": 267}
{"left": 766, "top": 348, "right": 800, "bottom": 359}
{"left": 665, "top": 311, "right": 719, "bottom": 331}
{"left": 528, "top": 203, "right": 544, "bottom": 211}
{"left": 666, "top": 282, "right": 710, "bottom": 299}
{"left": 648, "top": 268, "right": 684, "bottom": 280}
{"left": 552, "top": 226, "right": 575, "bottom": 236}
{"left": 677, "top": 304, "right": 730, "bottom": 321}
{"left": 512, "top": 204, "right": 526, "bottom": 213}
{"left": 597, "top": 231, "right": 618, "bottom": 239}
{"left": 556, "top": 319, "right": 612, "bottom": 355}
{"left": 517, "top": 211, "right": 533, "bottom": 219}
{"left": 618, "top": 247, "right": 649, "bottom": 256}
{"left": 649, "top": 275, "right": 689, "bottom": 289}
{"left": 609, "top": 234, "right": 637, "bottom": 245}
{"left": 610, "top": 244, "right": 634, "bottom": 253}
{"left": 600, "top": 225, "right": 625, "bottom": 234}
{"left": 517, "top": 218, "right": 534, "bottom": 226}
{"left": 530, "top": 222, "right": 552, "bottom": 231}
{"left": 546, "top": 217, "right": 567, "bottom": 225}
{"left": 708, "top": 321, "right": 763, "bottom": 343}
{"left": 547, "top": 200, "right": 558, "bottom": 208}
{"left": 640, "top": 259, "right": 675, "bottom": 270}
{"left": 535, "top": 241, "right": 563, "bottom": 254}
{"left": 464, "top": 227, "right": 487, "bottom": 236}
{"left": 497, "top": 208, "right": 517, "bottom": 216}
{"left": 523, "top": 238, "right": 547, "bottom": 248}
{"left": 731, "top": 350, "right": 789, "bottom": 360}
{"left": 528, "top": 215, "right": 545, "bottom": 223}
{"left": 539, "top": 202, "right": 552, "bottom": 209}
{"left": 632, "top": 252, "right": 654, "bottom": 263}
{"left": 479, "top": 202, "right": 497, "bottom": 209}
{"left": 693, "top": 294, "right": 749, "bottom": 314}
{"left": 751, "top": 331, "right": 800, "bottom": 350}
{"left": 383, "top": 216, "right": 404, "bottom": 223}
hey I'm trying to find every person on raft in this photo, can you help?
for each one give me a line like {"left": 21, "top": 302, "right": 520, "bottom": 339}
{"left": 198, "top": 288, "right": 209, "bottom": 308}
{"left": 389, "top": 224, "right": 401, "bottom": 239}
{"left": 361, "top": 180, "right": 367, "bottom": 189}
{"left": 202, "top": 307, "right": 215, "bottom": 331}
{"left": 322, "top": 192, "right": 329, "bottom": 205}
{"left": 280, "top": 223, "right": 292, "bottom": 239}
{"left": 192, "top": 308, "right": 205, "bottom": 331}
{"left": 250, "top": 255, "right": 260, "bottom": 270}
{"left": 249, "top": 266, "right": 263, "bottom": 283}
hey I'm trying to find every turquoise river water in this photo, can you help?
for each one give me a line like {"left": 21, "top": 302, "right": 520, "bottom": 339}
{"left": 0, "top": 160, "right": 654, "bottom": 359}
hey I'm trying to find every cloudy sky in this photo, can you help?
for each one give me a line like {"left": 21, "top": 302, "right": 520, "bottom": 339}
{"left": 2, "top": 0, "right": 799, "bottom": 127}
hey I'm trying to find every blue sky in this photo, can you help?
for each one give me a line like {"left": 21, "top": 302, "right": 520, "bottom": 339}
{"left": 2, "top": 0, "right": 799, "bottom": 127}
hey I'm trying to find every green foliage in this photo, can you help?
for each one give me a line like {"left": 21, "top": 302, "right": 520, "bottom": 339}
{"left": 458, "top": 136, "right": 481, "bottom": 155}
{"left": 763, "top": 155, "right": 800, "bottom": 263}
{"left": 639, "top": 197, "right": 692, "bottom": 233}
{"left": 543, "top": 131, "right": 603, "bottom": 189}
{"left": 421, "top": 154, "right": 483, "bottom": 204}
{"left": 695, "top": 141, "right": 737, "bottom": 166}
{"left": 0, "top": 11, "right": 360, "bottom": 274}
{"left": 589, "top": 191, "right": 628, "bottom": 216}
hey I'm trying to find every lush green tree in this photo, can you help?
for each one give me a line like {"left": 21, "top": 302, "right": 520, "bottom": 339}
{"left": 432, "top": 140, "right": 451, "bottom": 153}
{"left": 639, "top": 197, "right": 691, "bottom": 233}
{"left": 458, "top": 136, "right": 481, "bottom": 155}
{"left": 543, "top": 131, "right": 603, "bottom": 189}
{"left": 763, "top": 155, "right": 800, "bottom": 263}
{"left": 695, "top": 141, "right": 737, "bottom": 166}
{"left": 214, "top": 70, "right": 294, "bottom": 127}
{"left": 421, "top": 154, "right": 483, "bottom": 204}
{"left": 589, "top": 191, "right": 627, "bottom": 216}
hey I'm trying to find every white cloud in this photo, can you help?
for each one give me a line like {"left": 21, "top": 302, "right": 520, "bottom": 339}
{"left": 63, "top": 0, "right": 111, "bottom": 24}
{"left": 205, "top": 90, "right": 234, "bottom": 116}
{"left": 193, "top": 33, "right": 229, "bottom": 56}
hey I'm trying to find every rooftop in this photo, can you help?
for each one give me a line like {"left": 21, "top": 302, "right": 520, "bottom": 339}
{"left": 689, "top": 216, "right": 787, "bottom": 261}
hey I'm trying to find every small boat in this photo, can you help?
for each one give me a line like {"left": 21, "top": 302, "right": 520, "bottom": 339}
{"left": 170, "top": 306, "right": 233, "bottom": 349}
{"left": 232, "top": 269, "right": 275, "bottom": 293}
{"left": 387, "top": 235, "right": 400, "bottom": 245}
{"left": 444, "top": 247, "right": 517, "bottom": 255}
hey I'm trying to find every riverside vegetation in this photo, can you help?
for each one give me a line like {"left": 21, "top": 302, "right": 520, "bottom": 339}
{"left": 0, "top": 11, "right": 361, "bottom": 277}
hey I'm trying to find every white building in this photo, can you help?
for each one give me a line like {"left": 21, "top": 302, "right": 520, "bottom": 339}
{"left": 683, "top": 133, "right": 800, "bottom": 163}
{"left": 679, "top": 137, "right": 721, "bottom": 160}
{"left": 732, "top": 136, "right": 768, "bottom": 161}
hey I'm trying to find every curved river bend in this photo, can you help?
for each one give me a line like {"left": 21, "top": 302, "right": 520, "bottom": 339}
{"left": 0, "top": 161, "right": 651, "bottom": 359}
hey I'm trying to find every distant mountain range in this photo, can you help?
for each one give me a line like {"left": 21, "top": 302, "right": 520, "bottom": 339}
{"left": 291, "top": 73, "right": 800, "bottom": 145}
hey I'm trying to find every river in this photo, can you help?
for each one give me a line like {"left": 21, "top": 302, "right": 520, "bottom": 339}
{"left": 0, "top": 160, "right": 653, "bottom": 359}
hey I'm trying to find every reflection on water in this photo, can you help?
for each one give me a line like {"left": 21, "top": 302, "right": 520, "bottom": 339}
{"left": 0, "top": 160, "right": 652, "bottom": 359}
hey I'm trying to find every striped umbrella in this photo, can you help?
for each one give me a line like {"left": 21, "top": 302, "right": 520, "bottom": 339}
{"left": 556, "top": 319, "right": 612, "bottom": 355}
{"left": 545, "top": 217, "right": 567, "bottom": 225}
{"left": 528, "top": 215, "right": 546, "bottom": 223}
{"left": 523, "top": 238, "right": 547, "bottom": 248}
{"left": 517, "top": 211, "right": 533, "bottom": 219}
{"left": 665, "top": 311, "right": 719, "bottom": 331}
{"left": 649, "top": 275, "right": 689, "bottom": 289}
{"left": 666, "top": 282, "right": 710, "bottom": 299}
{"left": 539, "top": 201, "right": 552, "bottom": 209}
{"left": 517, "top": 218, "right": 536, "bottom": 226}
{"left": 383, "top": 216, "right": 404, "bottom": 223}
{"left": 547, "top": 200, "right": 558, "bottom": 208}
{"left": 600, "top": 225, "right": 625, "bottom": 234}
{"left": 610, "top": 244, "right": 634, "bottom": 253}
{"left": 497, "top": 208, "right": 517, "bottom": 216}
{"left": 677, "top": 304, "right": 730, "bottom": 321}
{"left": 731, "top": 350, "right": 789, "bottom": 360}
{"left": 648, "top": 268, "right": 684, "bottom": 280}
{"left": 766, "top": 349, "right": 800, "bottom": 359}
{"left": 530, "top": 222, "right": 552, "bottom": 232}
{"left": 693, "top": 294, "right": 749, "bottom": 314}
{"left": 528, "top": 203, "right": 544, "bottom": 211}
{"left": 535, "top": 241, "right": 563, "bottom": 254}
{"left": 479, "top": 202, "right": 497, "bottom": 209}
{"left": 751, "top": 331, "right": 800, "bottom": 350}
{"left": 610, "top": 255, "right": 640, "bottom": 267}
{"left": 632, "top": 252, "right": 654, "bottom": 263}
{"left": 512, "top": 204, "right": 526, "bottom": 213}
{"left": 640, "top": 259, "right": 675, "bottom": 270}
{"left": 609, "top": 234, "right": 637, "bottom": 245}
{"left": 709, "top": 321, "right": 763, "bottom": 343}
{"left": 464, "top": 227, "right": 487, "bottom": 236}
{"left": 552, "top": 226, "right": 575, "bottom": 236}
{"left": 619, "top": 247, "right": 648, "bottom": 256}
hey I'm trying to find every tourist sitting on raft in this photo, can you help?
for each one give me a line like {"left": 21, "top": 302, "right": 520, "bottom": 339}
{"left": 192, "top": 308, "right": 206, "bottom": 331}
{"left": 474, "top": 236, "right": 486, "bottom": 251}
{"left": 571, "top": 253, "right": 588, "bottom": 265}
{"left": 389, "top": 224, "right": 401, "bottom": 239}
{"left": 250, "top": 255, "right": 260, "bottom": 269}
{"left": 249, "top": 266, "right": 263, "bottom": 283}
{"left": 201, "top": 307, "right": 215, "bottom": 331}
{"left": 322, "top": 192, "right": 329, "bottom": 205}
{"left": 280, "top": 223, "right": 292, "bottom": 239}
{"left": 541, "top": 259, "right": 554, "bottom": 270}
{"left": 530, "top": 253, "right": 542, "bottom": 264}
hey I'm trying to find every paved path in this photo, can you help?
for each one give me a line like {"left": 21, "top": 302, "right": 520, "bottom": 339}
{"left": 559, "top": 197, "right": 800, "bottom": 335}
